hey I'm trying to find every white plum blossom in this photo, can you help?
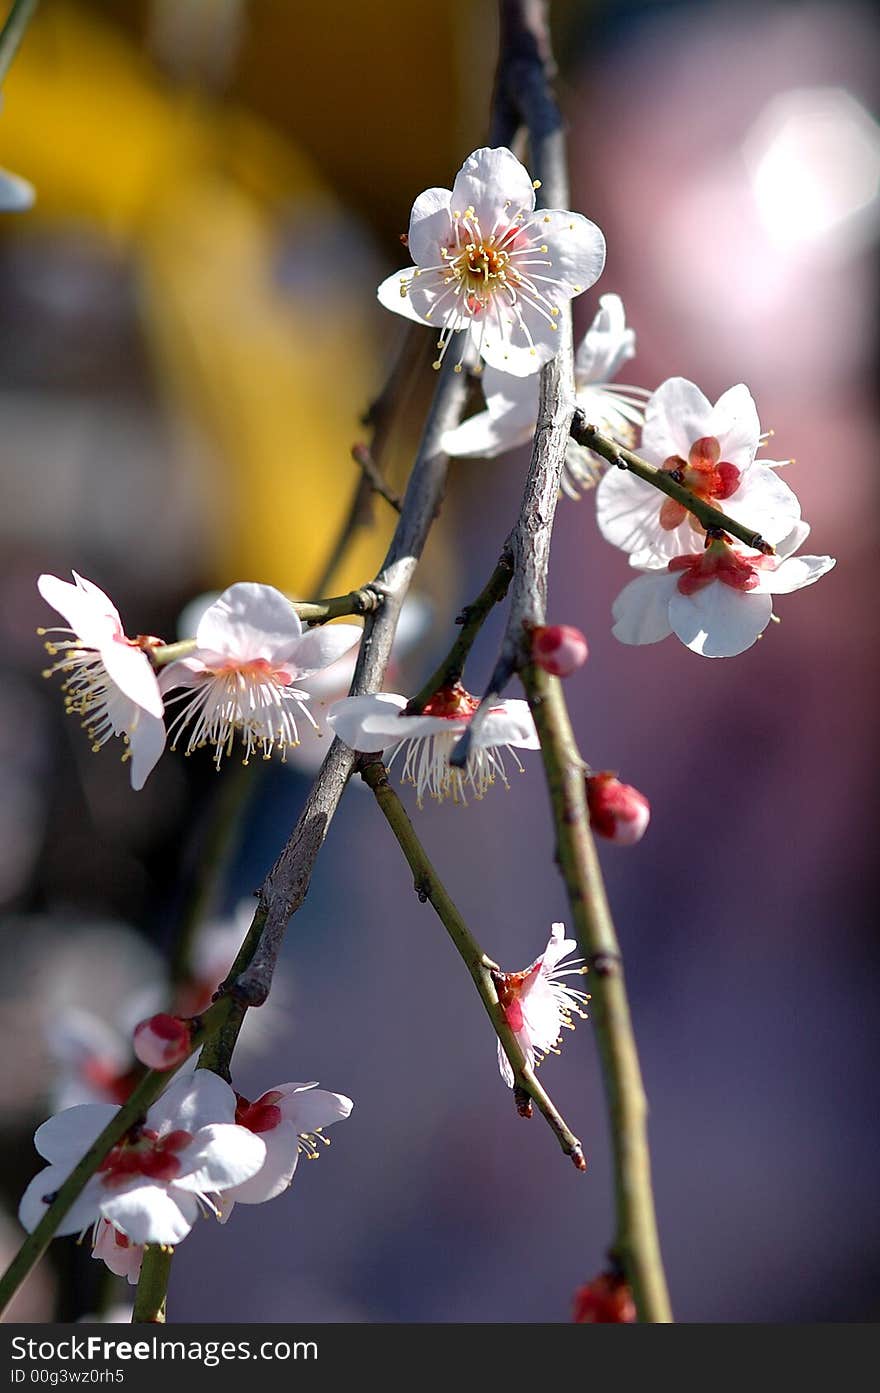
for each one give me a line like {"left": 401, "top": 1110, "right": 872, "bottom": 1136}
{"left": 378, "top": 146, "right": 606, "bottom": 376}
{"left": 495, "top": 924, "right": 590, "bottom": 1087}
{"left": 611, "top": 521, "right": 836, "bottom": 658}
{"left": 37, "top": 572, "right": 166, "bottom": 791}
{"left": 159, "top": 583, "right": 362, "bottom": 768}
{"left": 91, "top": 1220, "right": 143, "bottom": 1286}
{"left": 327, "top": 685, "right": 540, "bottom": 806}
{"left": 18, "top": 1072, "right": 266, "bottom": 1246}
{"left": 218, "top": 1082, "right": 353, "bottom": 1220}
{"left": 442, "top": 294, "right": 649, "bottom": 495}
{"left": 596, "top": 377, "right": 801, "bottom": 567}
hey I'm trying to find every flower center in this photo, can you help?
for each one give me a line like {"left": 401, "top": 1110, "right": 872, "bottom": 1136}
{"left": 668, "top": 540, "right": 759, "bottom": 595}
{"left": 98, "top": 1127, "right": 193, "bottom": 1188}
{"left": 659, "top": 436, "right": 741, "bottom": 532}
{"left": 420, "top": 682, "right": 480, "bottom": 719}
{"left": 235, "top": 1090, "right": 283, "bottom": 1134}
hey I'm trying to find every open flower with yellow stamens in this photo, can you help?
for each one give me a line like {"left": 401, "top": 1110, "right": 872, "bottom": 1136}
{"left": 378, "top": 146, "right": 606, "bottom": 377}
{"left": 37, "top": 572, "right": 166, "bottom": 791}
{"left": 328, "top": 684, "right": 540, "bottom": 807}
{"left": 159, "top": 583, "right": 362, "bottom": 769}
{"left": 495, "top": 923, "right": 590, "bottom": 1087}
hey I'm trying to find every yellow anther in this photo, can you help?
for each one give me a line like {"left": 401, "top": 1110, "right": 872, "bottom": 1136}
{"left": 532, "top": 179, "right": 542, "bottom": 189}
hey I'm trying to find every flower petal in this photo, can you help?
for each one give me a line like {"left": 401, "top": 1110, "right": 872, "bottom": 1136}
{"left": 441, "top": 405, "right": 533, "bottom": 459}
{"left": 534, "top": 209, "right": 606, "bottom": 303}
{"left": 408, "top": 186, "right": 453, "bottom": 265}
{"left": 710, "top": 384, "right": 761, "bottom": 467}
{"left": 574, "top": 294, "right": 635, "bottom": 384}
{"left": 722, "top": 463, "right": 801, "bottom": 547}
{"left": 496, "top": 1038, "right": 515, "bottom": 1088}
{"left": 127, "top": 709, "right": 167, "bottom": 791}
{"left": 612, "top": 573, "right": 677, "bottom": 645}
{"left": 100, "top": 1181, "right": 199, "bottom": 1246}
{"left": 541, "top": 922, "right": 577, "bottom": 972}
{"left": 668, "top": 584, "right": 773, "bottom": 657}
{"left": 596, "top": 469, "right": 686, "bottom": 564}
{"left": 37, "top": 574, "right": 121, "bottom": 647}
{"left": 377, "top": 268, "right": 432, "bottom": 324}
{"left": 327, "top": 693, "right": 408, "bottom": 750}
{"left": 19, "top": 1168, "right": 104, "bottom": 1236}
{"left": 287, "top": 624, "right": 362, "bottom": 680}
{"left": 172, "top": 1124, "right": 266, "bottom": 1193}
{"left": 451, "top": 147, "right": 536, "bottom": 226}
{"left": 639, "top": 377, "right": 714, "bottom": 464}
{"left": 275, "top": 1084, "right": 353, "bottom": 1132}
{"left": 195, "top": 583, "right": 302, "bottom": 663}
{"left": 99, "top": 642, "right": 164, "bottom": 720}
{"left": 479, "top": 700, "right": 540, "bottom": 750}
{"left": 756, "top": 554, "right": 836, "bottom": 595}
{"left": 34, "top": 1105, "right": 121, "bottom": 1165}
{"left": 223, "top": 1119, "right": 301, "bottom": 1205}
{"left": 146, "top": 1071, "right": 237, "bottom": 1134}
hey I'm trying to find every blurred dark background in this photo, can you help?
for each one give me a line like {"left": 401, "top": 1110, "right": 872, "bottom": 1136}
{"left": 0, "top": 0, "right": 877, "bottom": 1323}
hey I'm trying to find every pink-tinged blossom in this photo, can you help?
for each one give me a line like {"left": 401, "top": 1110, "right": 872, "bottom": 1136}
{"left": 327, "top": 685, "right": 540, "bottom": 807}
{"left": 532, "top": 624, "right": 589, "bottom": 677}
{"left": 91, "top": 1220, "right": 144, "bottom": 1286}
{"left": 378, "top": 146, "right": 606, "bottom": 376}
{"left": 159, "top": 583, "right": 361, "bottom": 769}
{"left": 441, "top": 293, "right": 648, "bottom": 493}
{"left": 132, "top": 1015, "right": 192, "bottom": 1071}
{"left": 494, "top": 924, "right": 590, "bottom": 1087}
{"left": 611, "top": 522, "right": 836, "bottom": 658}
{"left": 217, "top": 1082, "right": 353, "bottom": 1219}
{"left": 18, "top": 1072, "right": 266, "bottom": 1246}
{"left": 586, "top": 773, "right": 650, "bottom": 845}
{"left": 596, "top": 377, "right": 801, "bottom": 567}
{"left": 37, "top": 572, "right": 166, "bottom": 791}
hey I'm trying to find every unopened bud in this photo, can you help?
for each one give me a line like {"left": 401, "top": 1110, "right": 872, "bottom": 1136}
{"left": 573, "top": 1272, "right": 636, "bottom": 1323}
{"left": 132, "top": 1014, "right": 192, "bottom": 1071}
{"left": 586, "top": 772, "right": 650, "bottom": 845}
{"left": 532, "top": 624, "right": 588, "bottom": 676}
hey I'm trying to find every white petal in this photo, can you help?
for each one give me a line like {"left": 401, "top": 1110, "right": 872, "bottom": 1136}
{"left": 476, "top": 303, "right": 561, "bottom": 377}
{"left": 172, "top": 1124, "right": 266, "bottom": 1193}
{"left": 595, "top": 469, "right": 681, "bottom": 562}
{"left": 287, "top": 624, "right": 361, "bottom": 680}
{"left": 478, "top": 700, "right": 540, "bottom": 750}
{"left": 146, "top": 1071, "right": 237, "bottom": 1134}
{"left": 37, "top": 573, "right": 121, "bottom": 647}
{"left": 377, "top": 268, "right": 432, "bottom": 324}
{"left": 127, "top": 709, "right": 167, "bottom": 791}
{"left": 195, "top": 583, "right": 302, "bottom": 663}
{"left": 722, "top": 463, "right": 801, "bottom": 546}
{"left": 100, "top": 1182, "right": 199, "bottom": 1246}
{"left": 574, "top": 293, "right": 635, "bottom": 384}
{"left": 710, "top": 384, "right": 761, "bottom": 467}
{"left": 612, "top": 573, "right": 677, "bottom": 645}
{"left": 0, "top": 167, "right": 35, "bottom": 211}
{"left": 442, "top": 401, "right": 534, "bottom": 459}
{"left": 668, "top": 584, "right": 773, "bottom": 657}
{"left": 451, "top": 147, "right": 535, "bottom": 225}
{"left": 327, "top": 693, "right": 410, "bottom": 750}
{"left": 519, "top": 982, "right": 563, "bottom": 1055}
{"left": 34, "top": 1105, "right": 121, "bottom": 1165}
{"left": 99, "top": 642, "right": 164, "bottom": 719}
{"left": 534, "top": 209, "right": 606, "bottom": 301}
{"left": 774, "top": 520, "right": 812, "bottom": 560}
{"left": 408, "top": 186, "right": 453, "bottom": 265}
{"left": 276, "top": 1084, "right": 353, "bottom": 1132}
{"left": 496, "top": 1038, "right": 515, "bottom": 1088}
{"left": 541, "top": 922, "right": 577, "bottom": 972}
{"left": 18, "top": 1168, "right": 104, "bottom": 1236}
{"left": 756, "top": 554, "right": 836, "bottom": 595}
{"left": 224, "top": 1119, "right": 301, "bottom": 1205}
{"left": 640, "top": 377, "right": 714, "bottom": 464}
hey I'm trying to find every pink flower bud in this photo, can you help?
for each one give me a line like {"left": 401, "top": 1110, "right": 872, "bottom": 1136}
{"left": 532, "top": 624, "right": 589, "bottom": 676}
{"left": 586, "top": 772, "right": 650, "bottom": 845}
{"left": 132, "top": 1014, "right": 192, "bottom": 1071}
{"left": 573, "top": 1272, "right": 636, "bottom": 1323}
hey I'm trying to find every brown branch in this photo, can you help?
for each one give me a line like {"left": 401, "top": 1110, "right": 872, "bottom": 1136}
{"left": 351, "top": 442, "right": 402, "bottom": 513}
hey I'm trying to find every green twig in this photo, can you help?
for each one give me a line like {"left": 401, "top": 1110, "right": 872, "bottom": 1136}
{"left": 404, "top": 551, "right": 514, "bottom": 714}
{"left": 360, "top": 758, "right": 585, "bottom": 1169}
{"left": 521, "top": 662, "right": 672, "bottom": 1321}
{"left": 570, "top": 413, "right": 775, "bottom": 555}
{"left": 132, "top": 1247, "right": 173, "bottom": 1324}
{"left": 0, "top": 0, "right": 38, "bottom": 86}
{"left": 0, "top": 995, "right": 238, "bottom": 1318}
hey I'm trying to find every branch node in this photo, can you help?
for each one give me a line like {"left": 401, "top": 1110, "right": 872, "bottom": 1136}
{"left": 513, "top": 1085, "right": 533, "bottom": 1119}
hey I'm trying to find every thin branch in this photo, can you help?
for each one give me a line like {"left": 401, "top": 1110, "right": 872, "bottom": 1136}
{"left": 522, "top": 662, "right": 672, "bottom": 1320}
{"left": 0, "top": 0, "right": 38, "bottom": 85}
{"left": 132, "top": 1247, "right": 173, "bottom": 1324}
{"left": 404, "top": 550, "right": 514, "bottom": 714}
{"left": 360, "top": 758, "right": 585, "bottom": 1169}
{"left": 227, "top": 358, "right": 471, "bottom": 1007}
{"left": 570, "top": 413, "right": 775, "bottom": 555}
{"left": 0, "top": 995, "right": 238, "bottom": 1318}
{"left": 351, "top": 443, "right": 402, "bottom": 513}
